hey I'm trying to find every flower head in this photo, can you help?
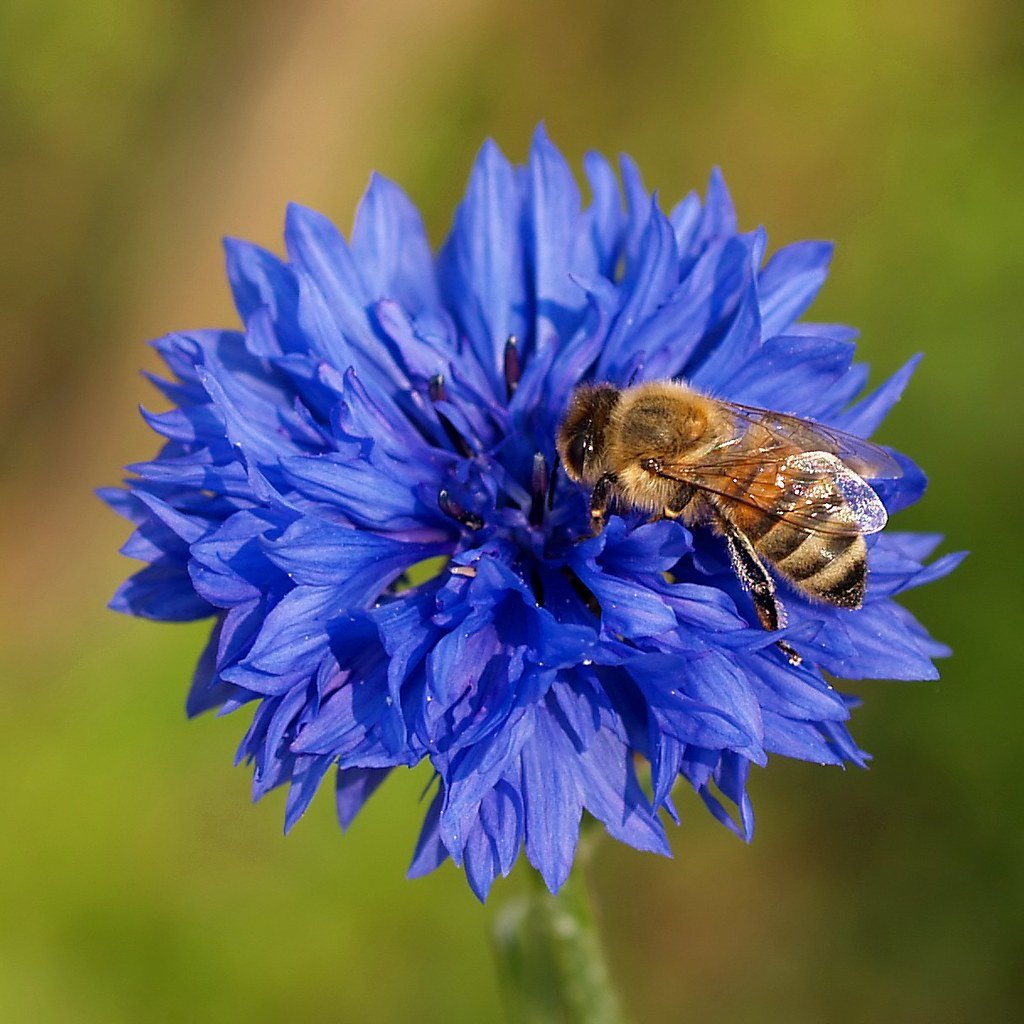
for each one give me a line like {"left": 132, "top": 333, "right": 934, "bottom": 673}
{"left": 105, "top": 127, "right": 960, "bottom": 900}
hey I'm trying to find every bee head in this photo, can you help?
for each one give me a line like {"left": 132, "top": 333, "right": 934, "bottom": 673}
{"left": 556, "top": 383, "right": 621, "bottom": 485}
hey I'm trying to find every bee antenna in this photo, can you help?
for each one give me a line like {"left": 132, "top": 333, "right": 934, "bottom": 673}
{"left": 626, "top": 360, "right": 644, "bottom": 387}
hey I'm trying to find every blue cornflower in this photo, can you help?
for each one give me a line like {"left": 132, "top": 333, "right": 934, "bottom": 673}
{"left": 104, "top": 127, "right": 960, "bottom": 901}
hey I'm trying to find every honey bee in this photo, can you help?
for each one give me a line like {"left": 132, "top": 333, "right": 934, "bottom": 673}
{"left": 556, "top": 380, "right": 901, "bottom": 662}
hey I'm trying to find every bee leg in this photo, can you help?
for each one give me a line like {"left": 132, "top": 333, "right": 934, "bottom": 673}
{"left": 589, "top": 474, "right": 618, "bottom": 535}
{"left": 720, "top": 519, "right": 803, "bottom": 667}
{"left": 661, "top": 483, "right": 696, "bottom": 520}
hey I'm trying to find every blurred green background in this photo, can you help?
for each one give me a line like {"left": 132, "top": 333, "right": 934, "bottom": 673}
{"left": 2, "top": 1, "right": 1021, "bottom": 1021}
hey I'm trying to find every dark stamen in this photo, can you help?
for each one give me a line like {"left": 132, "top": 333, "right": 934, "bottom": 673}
{"left": 428, "top": 373, "right": 474, "bottom": 457}
{"left": 529, "top": 567, "right": 545, "bottom": 606}
{"left": 504, "top": 335, "right": 521, "bottom": 400}
{"left": 438, "top": 489, "right": 484, "bottom": 531}
{"left": 563, "top": 567, "right": 601, "bottom": 617}
{"left": 529, "top": 453, "right": 548, "bottom": 527}
{"left": 437, "top": 412, "right": 474, "bottom": 458}
{"left": 428, "top": 373, "right": 447, "bottom": 403}
{"left": 547, "top": 452, "right": 560, "bottom": 511}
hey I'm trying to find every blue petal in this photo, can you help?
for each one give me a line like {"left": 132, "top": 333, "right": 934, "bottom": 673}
{"left": 700, "top": 167, "right": 738, "bottom": 242}
{"left": 150, "top": 330, "right": 236, "bottom": 401}
{"left": 620, "top": 236, "right": 748, "bottom": 381}
{"left": 438, "top": 139, "right": 527, "bottom": 395}
{"left": 126, "top": 450, "right": 251, "bottom": 499}
{"left": 577, "top": 567, "right": 678, "bottom": 639}
{"left": 699, "top": 648, "right": 778, "bottom": 721}
{"left": 284, "top": 203, "right": 370, "bottom": 349}
{"left": 423, "top": 619, "right": 503, "bottom": 727}
{"left": 582, "top": 150, "right": 625, "bottom": 278}
{"left": 742, "top": 652, "right": 849, "bottom": 722}
{"left": 867, "top": 534, "right": 967, "bottom": 599}
{"left": 699, "top": 751, "right": 754, "bottom": 841}
{"left": 871, "top": 452, "right": 929, "bottom": 514}
{"left": 669, "top": 190, "right": 702, "bottom": 258}
{"left": 724, "top": 335, "right": 856, "bottom": 415}
{"left": 284, "top": 755, "right": 332, "bottom": 832}
{"left": 523, "top": 124, "right": 588, "bottom": 344}
{"left": 371, "top": 299, "right": 455, "bottom": 385}
{"left": 285, "top": 204, "right": 417, "bottom": 403}
{"left": 110, "top": 563, "right": 212, "bottom": 622}
{"left": 761, "top": 710, "right": 847, "bottom": 765}
{"left": 819, "top": 718, "right": 870, "bottom": 767}
{"left": 261, "top": 516, "right": 447, "bottom": 588}
{"left": 132, "top": 490, "right": 209, "bottom": 545}
{"left": 440, "top": 707, "right": 534, "bottom": 852}
{"left": 226, "top": 586, "right": 343, "bottom": 689}
{"left": 481, "top": 779, "right": 523, "bottom": 877}
{"left": 189, "top": 509, "right": 289, "bottom": 608}
{"left": 627, "top": 652, "right": 765, "bottom": 760}
{"left": 139, "top": 403, "right": 225, "bottom": 447}
{"left": 758, "top": 240, "right": 833, "bottom": 338}
{"left": 351, "top": 173, "right": 440, "bottom": 316}
{"left": 834, "top": 353, "right": 923, "bottom": 436}
{"left": 571, "top": 704, "right": 670, "bottom": 855}
{"left": 814, "top": 601, "right": 943, "bottom": 681}
{"left": 687, "top": 266, "right": 763, "bottom": 390}
{"left": 586, "top": 517, "right": 692, "bottom": 575}
{"left": 569, "top": 520, "right": 684, "bottom": 638}
{"left": 617, "top": 153, "right": 651, "bottom": 273}
{"left": 197, "top": 356, "right": 320, "bottom": 465}
{"left": 185, "top": 618, "right": 245, "bottom": 716}
{"left": 520, "top": 708, "right": 583, "bottom": 893}
{"left": 223, "top": 238, "right": 304, "bottom": 355}
{"left": 280, "top": 452, "right": 450, "bottom": 537}
{"left": 335, "top": 767, "right": 391, "bottom": 830}
{"left": 650, "top": 730, "right": 685, "bottom": 809}
{"left": 462, "top": 781, "right": 524, "bottom": 901}
{"left": 596, "top": 199, "right": 680, "bottom": 381}
{"left": 408, "top": 785, "right": 449, "bottom": 878}
{"left": 547, "top": 675, "right": 603, "bottom": 751}
{"left": 291, "top": 654, "right": 394, "bottom": 758}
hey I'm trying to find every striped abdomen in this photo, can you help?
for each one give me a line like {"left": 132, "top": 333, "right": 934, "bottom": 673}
{"left": 716, "top": 459, "right": 868, "bottom": 609}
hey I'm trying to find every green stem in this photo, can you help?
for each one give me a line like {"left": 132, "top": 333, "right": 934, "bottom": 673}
{"left": 490, "top": 850, "right": 626, "bottom": 1024}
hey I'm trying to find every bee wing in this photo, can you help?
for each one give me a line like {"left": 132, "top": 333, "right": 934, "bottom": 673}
{"left": 713, "top": 400, "right": 904, "bottom": 481}
{"left": 657, "top": 450, "right": 889, "bottom": 537}
{"left": 781, "top": 451, "right": 889, "bottom": 533}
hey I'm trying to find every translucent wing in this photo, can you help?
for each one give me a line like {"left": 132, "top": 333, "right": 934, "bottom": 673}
{"left": 779, "top": 451, "right": 888, "bottom": 534}
{"left": 708, "top": 399, "right": 903, "bottom": 481}
{"left": 655, "top": 450, "right": 889, "bottom": 537}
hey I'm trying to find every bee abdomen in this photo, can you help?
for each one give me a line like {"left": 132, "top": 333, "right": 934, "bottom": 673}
{"left": 751, "top": 519, "right": 809, "bottom": 561}
{"left": 770, "top": 530, "right": 867, "bottom": 609}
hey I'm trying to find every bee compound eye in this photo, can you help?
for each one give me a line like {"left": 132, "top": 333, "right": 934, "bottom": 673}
{"left": 568, "top": 428, "right": 590, "bottom": 476}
